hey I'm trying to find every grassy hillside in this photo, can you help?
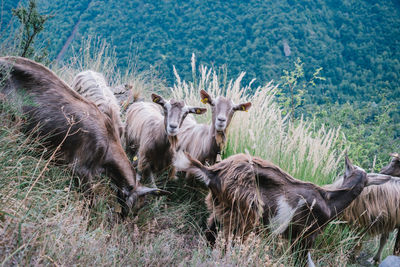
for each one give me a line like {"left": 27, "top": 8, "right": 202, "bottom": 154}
{"left": 0, "top": 42, "right": 396, "bottom": 266}
{"left": 1, "top": 1, "right": 399, "bottom": 265}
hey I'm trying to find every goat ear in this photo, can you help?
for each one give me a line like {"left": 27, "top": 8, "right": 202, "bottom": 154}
{"left": 233, "top": 102, "right": 252, "bottom": 112}
{"left": 366, "top": 173, "right": 391, "bottom": 186}
{"left": 344, "top": 155, "right": 354, "bottom": 178}
{"left": 200, "top": 90, "right": 214, "bottom": 105}
{"left": 188, "top": 106, "right": 207, "bottom": 115}
{"left": 151, "top": 93, "right": 166, "bottom": 106}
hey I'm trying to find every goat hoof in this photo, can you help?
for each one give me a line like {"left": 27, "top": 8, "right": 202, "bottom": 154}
{"left": 367, "top": 257, "right": 379, "bottom": 265}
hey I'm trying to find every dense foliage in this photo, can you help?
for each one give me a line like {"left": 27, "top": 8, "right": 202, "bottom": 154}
{"left": 3, "top": 1, "right": 400, "bottom": 101}
{"left": 2, "top": 0, "right": 399, "bottom": 170}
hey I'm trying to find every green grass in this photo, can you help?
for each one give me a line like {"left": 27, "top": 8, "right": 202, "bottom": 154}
{"left": 0, "top": 44, "right": 396, "bottom": 266}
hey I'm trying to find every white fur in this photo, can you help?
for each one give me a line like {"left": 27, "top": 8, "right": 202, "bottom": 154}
{"left": 174, "top": 150, "right": 191, "bottom": 171}
{"left": 308, "top": 252, "right": 316, "bottom": 267}
{"left": 270, "top": 196, "right": 305, "bottom": 234}
{"left": 173, "top": 151, "right": 210, "bottom": 186}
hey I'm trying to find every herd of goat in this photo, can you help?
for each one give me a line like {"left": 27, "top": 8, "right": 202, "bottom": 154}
{"left": 1, "top": 56, "right": 400, "bottom": 266}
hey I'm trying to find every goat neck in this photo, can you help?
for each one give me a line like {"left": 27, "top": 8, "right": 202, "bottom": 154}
{"left": 324, "top": 157, "right": 388, "bottom": 216}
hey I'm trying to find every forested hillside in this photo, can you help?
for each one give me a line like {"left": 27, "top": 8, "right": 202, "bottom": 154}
{"left": 2, "top": 0, "right": 399, "bottom": 166}
{"left": 3, "top": 0, "right": 400, "bottom": 102}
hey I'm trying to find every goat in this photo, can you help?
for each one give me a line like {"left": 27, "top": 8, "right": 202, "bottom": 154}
{"left": 0, "top": 56, "right": 167, "bottom": 216}
{"left": 125, "top": 94, "right": 206, "bottom": 186}
{"left": 177, "top": 90, "right": 251, "bottom": 165}
{"left": 381, "top": 152, "right": 400, "bottom": 177}
{"left": 174, "top": 151, "right": 390, "bottom": 265}
{"left": 71, "top": 70, "right": 124, "bottom": 140}
{"left": 336, "top": 152, "right": 400, "bottom": 263}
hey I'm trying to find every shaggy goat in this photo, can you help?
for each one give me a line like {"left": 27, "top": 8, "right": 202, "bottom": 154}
{"left": 0, "top": 56, "right": 167, "bottom": 216}
{"left": 175, "top": 152, "right": 390, "bottom": 265}
{"left": 337, "top": 152, "right": 400, "bottom": 263}
{"left": 72, "top": 70, "right": 124, "bottom": 140}
{"left": 125, "top": 94, "right": 206, "bottom": 186}
{"left": 177, "top": 90, "right": 251, "bottom": 165}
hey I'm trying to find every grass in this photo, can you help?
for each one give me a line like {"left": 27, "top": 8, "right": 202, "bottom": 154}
{"left": 0, "top": 44, "right": 396, "bottom": 266}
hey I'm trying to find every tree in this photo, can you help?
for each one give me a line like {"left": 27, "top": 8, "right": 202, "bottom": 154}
{"left": 279, "top": 57, "right": 325, "bottom": 121}
{"left": 12, "top": 0, "right": 53, "bottom": 59}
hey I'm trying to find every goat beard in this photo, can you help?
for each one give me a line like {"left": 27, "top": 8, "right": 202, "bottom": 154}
{"left": 215, "top": 131, "right": 226, "bottom": 148}
{"left": 168, "top": 135, "right": 178, "bottom": 150}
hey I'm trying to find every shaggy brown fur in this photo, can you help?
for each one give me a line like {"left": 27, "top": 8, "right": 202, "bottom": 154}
{"left": 334, "top": 153, "right": 400, "bottom": 263}
{"left": 125, "top": 95, "right": 206, "bottom": 185}
{"left": 175, "top": 152, "right": 390, "bottom": 265}
{"left": 0, "top": 56, "right": 166, "bottom": 216}
{"left": 177, "top": 90, "right": 251, "bottom": 165}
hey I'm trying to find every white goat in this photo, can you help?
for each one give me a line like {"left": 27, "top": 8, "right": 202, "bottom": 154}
{"left": 72, "top": 70, "right": 124, "bottom": 140}
{"left": 125, "top": 94, "right": 206, "bottom": 186}
{"left": 177, "top": 90, "right": 251, "bottom": 165}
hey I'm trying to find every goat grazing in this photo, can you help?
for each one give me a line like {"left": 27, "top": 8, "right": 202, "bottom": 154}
{"left": 125, "top": 94, "right": 206, "bottom": 186}
{"left": 72, "top": 70, "right": 124, "bottom": 140}
{"left": 177, "top": 90, "right": 251, "bottom": 165}
{"left": 0, "top": 56, "right": 167, "bottom": 216}
{"left": 175, "top": 151, "right": 390, "bottom": 265}
{"left": 338, "top": 152, "right": 400, "bottom": 263}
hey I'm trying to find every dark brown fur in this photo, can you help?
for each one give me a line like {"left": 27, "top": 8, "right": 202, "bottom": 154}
{"left": 0, "top": 56, "right": 165, "bottom": 215}
{"left": 177, "top": 152, "right": 389, "bottom": 265}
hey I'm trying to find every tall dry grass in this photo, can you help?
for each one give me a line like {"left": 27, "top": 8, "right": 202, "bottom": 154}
{"left": 171, "top": 54, "right": 345, "bottom": 185}
{"left": 53, "top": 36, "right": 167, "bottom": 110}
{"left": 0, "top": 44, "right": 390, "bottom": 266}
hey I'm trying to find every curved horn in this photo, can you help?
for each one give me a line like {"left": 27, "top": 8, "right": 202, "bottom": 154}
{"left": 136, "top": 186, "right": 170, "bottom": 197}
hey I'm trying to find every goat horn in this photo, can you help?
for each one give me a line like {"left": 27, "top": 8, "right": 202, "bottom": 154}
{"left": 136, "top": 186, "right": 170, "bottom": 197}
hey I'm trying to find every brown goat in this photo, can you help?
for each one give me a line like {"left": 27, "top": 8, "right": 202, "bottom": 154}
{"left": 177, "top": 90, "right": 251, "bottom": 165}
{"left": 337, "top": 152, "right": 400, "bottom": 263}
{"left": 0, "top": 56, "right": 167, "bottom": 216}
{"left": 175, "top": 151, "right": 390, "bottom": 265}
{"left": 125, "top": 94, "right": 206, "bottom": 186}
{"left": 381, "top": 152, "right": 400, "bottom": 177}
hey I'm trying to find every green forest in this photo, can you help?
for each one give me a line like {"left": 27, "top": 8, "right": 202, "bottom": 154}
{"left": 1, "top": 0, "right": 399, "bottom": 166}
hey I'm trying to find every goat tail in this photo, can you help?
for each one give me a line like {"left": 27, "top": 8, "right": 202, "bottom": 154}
{"left": 174, "top": 150, "right": 211, "bottom": 186}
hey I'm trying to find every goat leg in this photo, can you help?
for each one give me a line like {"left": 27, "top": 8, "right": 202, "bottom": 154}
{"left": 372, "top": 232, "right": 389, "bottom": 264}
{"left": 168, "top": 166, "right": 177, "bottom": 181}
{"left": 293, "top": 236, "right": 315, "bottom": 267}
{"left": 116, "top": 187, "right": 131, "bottom": 218}
{"left": 149, "top": 172, "right": 156, "bottom": 187}
{"left": 136, "top": 171, "right": 142, "bottom": 183}
{"left": 394, "top": 227, "right": 400, "bottom": 255}
{"left": 205, "top": 215, "right": 218, "bottom": 247}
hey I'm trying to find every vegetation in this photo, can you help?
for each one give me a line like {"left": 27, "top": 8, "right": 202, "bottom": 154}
{"left": 0, "top": 0, "right": 399, "bottom": 266}
{"left": 12, "top": 0, "right": 52, "bottom": 59}
{"left": 0, "top": 40, "right": 394, "bottom": 266}
{"left": 2, "top": 0, "right": 397, "bottom": 167}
